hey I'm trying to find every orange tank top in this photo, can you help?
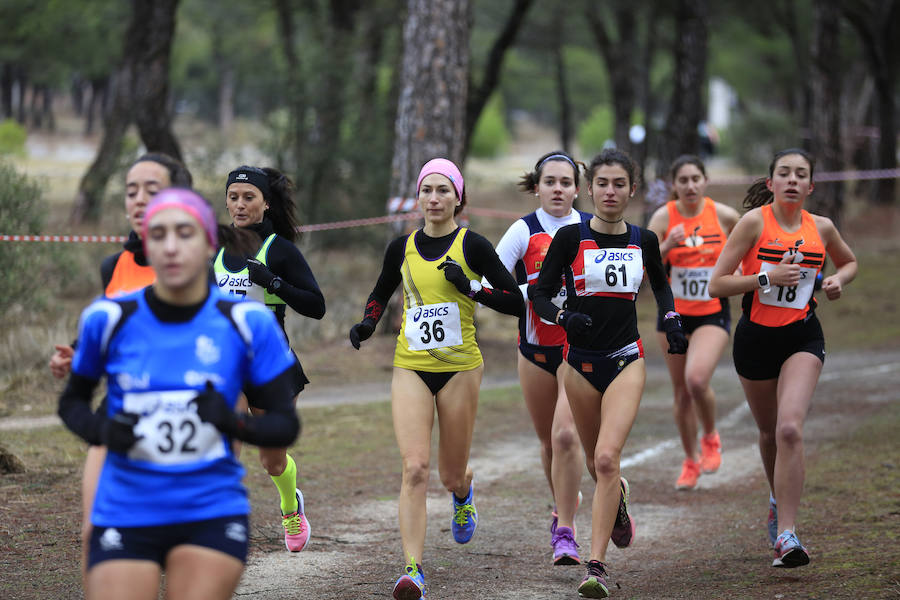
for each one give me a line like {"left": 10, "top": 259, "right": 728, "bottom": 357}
{"left": 664, "top": 198, "right": 727, "bottom": 315}
{"left": 740, "top": 205, "right": 825, "bottom": 327}
{"left": 105, "top": 250, "right": 155, "bottom": 298}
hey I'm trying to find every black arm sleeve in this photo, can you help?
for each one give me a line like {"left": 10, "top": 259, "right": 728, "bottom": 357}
{"left": 99, "top": 253, "right": 121, "bottom": 290}
{"left": 58, "top": 373, "right": 104, "bottom": 445}
{"left": 532, "top": 225, "right": 579, "bottom": 322}
{"left": 361, "top": 236, "right": 406, "bottom": 323}
{"left": 641, "top": 228, "right": 676, "bottom": 320}
{"left": 267, "top": 238, "right": 326, "bottom": 320}
{"left": 234, "top": 367, "right": 301, "bottom": 447}
{"left": 463, "top": 232, "right": 523, "bottom": 317}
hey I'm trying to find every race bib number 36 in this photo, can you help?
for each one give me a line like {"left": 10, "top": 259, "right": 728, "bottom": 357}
{"left": 404, "top": 302, "right": 463, "bottom": 351}
{"left": 583, "top": 248, "right": 643, "bottom": 294}
{"left": 123, "top": 390, "right": 227, "bottom": 466}
{"left": 671, "top": 266, "right": 713, "bottom": 301}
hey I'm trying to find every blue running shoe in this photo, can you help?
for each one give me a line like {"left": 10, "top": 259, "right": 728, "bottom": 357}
{"left": 392, "top": 558, "right": 426, "bottom": 600}
{"left": 767, "top": 495, "right": 778, "bottom": 548}
{"left": 578, "top": 560, "right": 610, "bottom": 598}
{"left": 772, "top": 530, "right": 810, "bottom": 568}
{"left": 451, "top": 483, "right": 478, "bottom": 544}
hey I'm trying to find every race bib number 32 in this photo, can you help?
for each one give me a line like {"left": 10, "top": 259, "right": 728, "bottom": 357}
{"left": 123, "top": 389, "right": 227, "bottom": 466}
{"left": 404, "top": 302, "right": 463, "bottom": 351}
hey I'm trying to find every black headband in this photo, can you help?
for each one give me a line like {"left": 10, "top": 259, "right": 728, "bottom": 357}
{"left": 226, "top": 167, "right": 270, "bottom": 200}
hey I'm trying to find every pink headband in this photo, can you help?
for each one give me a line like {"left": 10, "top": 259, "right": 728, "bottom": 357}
{"left": 416, "top": 158, "right": 464, "bottom": 200}
{"left": 142, "top": 188, "right": 218, "bottom": 250}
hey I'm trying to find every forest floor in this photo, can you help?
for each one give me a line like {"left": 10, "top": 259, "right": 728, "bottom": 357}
{"left": 2, "top": 125, "right": 899, "bottom": 599}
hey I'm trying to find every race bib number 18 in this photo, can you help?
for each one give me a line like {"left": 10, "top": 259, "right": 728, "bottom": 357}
{"left": 758, "top": 263, "right": 816, "bottom": 309}
{"left": 404, "top": 302, "right": 463, "bottom": 351}
{"left": 123, "top": 390, "right": 227, "bottom": 466}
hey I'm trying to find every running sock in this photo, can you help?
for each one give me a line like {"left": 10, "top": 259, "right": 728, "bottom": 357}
{"left": 272, "top": 454, "right": 299, "bottom": 514}
{"left": 770, "top": 492, "right": 776, "bottom": 505}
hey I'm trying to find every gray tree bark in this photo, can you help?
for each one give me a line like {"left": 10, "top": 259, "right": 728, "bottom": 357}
{"left": 389, "top": 0, "right": 470, "bottom": 201}
{"left": 808, "top": 0, "right": 844, "bottom": 224}
{"left": 71, "top": 0, "right": 182, "bottom": 223}
{"left": 660, "top": 0, "right": 708, "bottom": 169}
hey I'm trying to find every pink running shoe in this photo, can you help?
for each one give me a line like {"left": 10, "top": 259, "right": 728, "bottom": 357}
{"left": 676, "top": 457, "right": 700, "bottom": 490}
{"left": 282, "top": 488, "right": 310, "bottom": 552}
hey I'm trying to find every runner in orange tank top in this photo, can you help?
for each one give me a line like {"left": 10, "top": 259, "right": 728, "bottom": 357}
{"left": 648, "top": 155, "right": 740, "bottom": 490}
{"left": 709, "top": 148, "right": 857, "bottom": 569}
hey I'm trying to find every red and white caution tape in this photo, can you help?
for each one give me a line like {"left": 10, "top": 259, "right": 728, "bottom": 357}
{"left": 0, "top": 234, "right": 128, "bottom": 243}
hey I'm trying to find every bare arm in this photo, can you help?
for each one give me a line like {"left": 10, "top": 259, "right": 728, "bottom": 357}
{"left": 708, "top": 209, "right": 765, "bottom": 298}
{"left": 814, "top": 214, "right": 858, "bottom": 301}
{"left": 647, "top": 205, "right": 682, "bottom": 260}
{"left": 716, "top": 202, "right": 741, "bottom": 235}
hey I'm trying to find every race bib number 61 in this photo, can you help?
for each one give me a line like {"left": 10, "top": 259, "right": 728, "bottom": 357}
{"left": 404, "top": 302, "right": 463, "bottom": 351}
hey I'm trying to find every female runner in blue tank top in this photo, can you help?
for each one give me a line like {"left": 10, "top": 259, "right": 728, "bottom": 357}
{"left": 532, "top": 149, "right": 688, "bottom": 598}
{"left": 215, "top": 165, "right": 325, "bottom": 553}
{"left": 58, "top": 189, "right": 300, "bottom": 600}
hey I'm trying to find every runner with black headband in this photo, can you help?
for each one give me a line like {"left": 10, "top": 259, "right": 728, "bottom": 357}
{"left": 348, "top": 158, "right": 522, "bottom": 600}
{"left": 492, "top": 150, "right": 591, "bottom": 565}
{"left": 215, "top": 165, "right": 325, "bottom": 552}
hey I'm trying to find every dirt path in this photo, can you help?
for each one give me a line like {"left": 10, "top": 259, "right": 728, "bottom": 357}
{"left": 230, "top": 350, "right": 900, "bottom": 599}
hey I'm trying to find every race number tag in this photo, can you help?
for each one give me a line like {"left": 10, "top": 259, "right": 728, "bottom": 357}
{"left": 671, "top": 266, "right": 713, "bottom": 301}
{"left": 583, "top": 248, "right": 643, "bottom": 294}
{"left": 404, "top": 302, "right": 463, "bottom": 351}
{"left": 521, "top": 282, "right": 567, "bottom": 325}
{"left": 123, "top": 390, "right": 227, "bottom": 465}
{"left": 757, "top": 263, "right": 816, "bottom": 309}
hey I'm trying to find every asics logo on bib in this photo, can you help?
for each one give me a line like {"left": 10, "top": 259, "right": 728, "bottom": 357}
{"left": 218, "top": 274, "right": 253, "bottom": 287}
{"left": 593, "top": 249, "right": 635, "bottom": 263}
{"left": 413, "top": 305, "right": 450, "bottom": 322}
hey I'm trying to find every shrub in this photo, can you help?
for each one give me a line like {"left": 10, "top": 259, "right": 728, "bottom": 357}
{"left": 577, "top": 105, "right": 614, "bottom": 156}
{"left": 0, "top": 120, "right": 26, "bottom": 157}
{"left": 469, "top": 94, "right": 510, "bottom": 158}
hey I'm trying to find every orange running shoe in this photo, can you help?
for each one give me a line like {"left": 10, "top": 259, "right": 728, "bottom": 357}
{"left": 675, "top": 457, "right": 700, "bottom": 490}
{"left": 699, "top": 431, "right": 722, "bottom": 473}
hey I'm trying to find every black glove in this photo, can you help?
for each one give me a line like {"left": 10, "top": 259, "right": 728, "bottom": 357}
{"left": 557, "top": 310, "right": 593, "bottom": 335}
{"left": 246, "top": 258, "right": 276, "bottom": 289}
{"left": 349, "top": 318, "right": 376, "bottom": 350}
{"left": 437, "top": 257, "right": 470, "bottom": 295}
{"left": 192, "top": 381, "right": 239, "bottom": 436}
{"left": 101, "top": 412, "right": 141, "bottom": 453}
{"left": 663, "top": 313, "right": 688, "bottom": 354}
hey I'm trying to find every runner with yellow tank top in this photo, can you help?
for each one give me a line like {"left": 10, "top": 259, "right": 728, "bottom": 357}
{"left": 647, "top": 155, "right": 740, "bottom": 490}
{"left": 216, "top": 165, "right": 325, "bottom": 556}
{"left": 709, "top": 148, "right": 857, "bottom": 569}
{"left": 349, "top": 158, "right": 522, "bottom": 600}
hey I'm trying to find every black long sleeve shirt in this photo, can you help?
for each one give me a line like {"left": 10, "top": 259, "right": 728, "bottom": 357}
{"left": 532, "top": 223, "right": 675, "bottom": 350}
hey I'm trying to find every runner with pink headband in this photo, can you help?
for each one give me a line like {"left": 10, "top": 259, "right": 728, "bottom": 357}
{"left": 142, "top": 187, "right": 218, "bottom": 250}
{"left": 416, "top": 158, "right": 465, "bottom": 201}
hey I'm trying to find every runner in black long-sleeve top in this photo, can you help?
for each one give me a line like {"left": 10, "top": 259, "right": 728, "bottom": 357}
{"left": 214, "top": 165, "right": 325, "bottom": 554}
{"left": 531, "top": 149, "right": 687, "bottom": 599}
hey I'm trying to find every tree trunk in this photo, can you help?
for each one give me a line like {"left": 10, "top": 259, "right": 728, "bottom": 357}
{"left": 390, "top": 0, "right": 470, "bottom": 199}
{"left": 660, "top": 0, "right": 707, "bottom": 169}
{"left": 273, "top": 0, "right": 307, "bottom": 191}
{"left": 843, "top": 0, "right": 899, "bottom": 205}
{"left": 585, "top": 2, "right": 638, "bottom": 152}
{"left": 131, "top": 0, "right": 182, "bottom": 159}
{"left": 553, "top": 13, "right": 572, "bottom": 152}
{"left": 464, "top": 0, "right": 533, "bottom": 156}
{"left": 808, "top": 0, "right": 844, "bottom": 224}
{"left": 72, "top": 0, "right": 182, "bottom": 223}
{"left": 0, "top": 64, "right": 11, "bottom": 119}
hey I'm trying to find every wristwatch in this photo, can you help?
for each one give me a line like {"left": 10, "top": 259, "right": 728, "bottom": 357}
{"left": 757, "top": 272, "right": 771, "bottom": 290}
{"left": 267, "top": 277, "right": 283, "bottom": 294}
{"left": 467, "top": 279, "right": 483, "bottom": 298}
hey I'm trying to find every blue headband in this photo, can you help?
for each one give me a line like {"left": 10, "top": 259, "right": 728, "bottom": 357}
{"left": 538, "top": 154, "right": 577, "bottom": 172}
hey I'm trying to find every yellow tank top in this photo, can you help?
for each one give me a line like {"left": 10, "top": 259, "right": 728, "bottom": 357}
{"left": 394, "top": 228, "right": 483, "bottom": 372}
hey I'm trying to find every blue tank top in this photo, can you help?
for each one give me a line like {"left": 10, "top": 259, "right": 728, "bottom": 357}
{"left": 71, "top": 285, "right": 295, "bottom": 527}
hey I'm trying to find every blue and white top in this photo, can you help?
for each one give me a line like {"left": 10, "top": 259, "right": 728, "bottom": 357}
{"left": 69, "top": 285, "right": 295, "bottom": 527}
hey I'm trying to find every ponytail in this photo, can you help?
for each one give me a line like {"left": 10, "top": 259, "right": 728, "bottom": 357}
{"left": 742, "top": 178, "right": 773, "bottom": 210}
{"left": 262, "top": 168, "right": 300, "bottom": 243}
